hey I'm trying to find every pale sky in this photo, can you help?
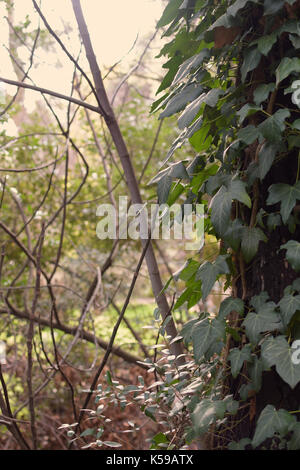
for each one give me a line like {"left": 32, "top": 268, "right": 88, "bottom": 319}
{"left": 0, "top": 0, "right": 164, "bottom": 117}
{"left": 81, "top": 0, "right": 163, "bottom": 63}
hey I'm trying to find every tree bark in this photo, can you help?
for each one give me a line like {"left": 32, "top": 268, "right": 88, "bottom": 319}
{"left": 215, "top": 12, "right": 300, "bottom": 447}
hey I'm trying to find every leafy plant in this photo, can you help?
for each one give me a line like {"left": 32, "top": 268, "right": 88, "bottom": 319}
{"left": 149, "top": 0, "right": 300, "bottom": 450}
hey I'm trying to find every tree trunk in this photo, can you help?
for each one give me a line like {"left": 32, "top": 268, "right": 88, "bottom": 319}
{"left": 70, "top": 0, "right": 184, "bottom": 363}
{"left": 215, "top": 11, "right": 300, "bottom": 447}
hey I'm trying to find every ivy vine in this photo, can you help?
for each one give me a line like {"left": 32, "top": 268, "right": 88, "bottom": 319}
{"left": 153, "top": 0, "right": 300, "bottom": 449}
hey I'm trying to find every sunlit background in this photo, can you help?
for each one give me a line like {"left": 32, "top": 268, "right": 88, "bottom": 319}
{"left": 0, "top": 0, "right": 164, "bottom": 131}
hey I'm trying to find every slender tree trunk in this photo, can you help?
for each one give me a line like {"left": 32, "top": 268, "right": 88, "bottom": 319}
{"left": 6, "top": 6, "right": 30, "bottom": 127}
{"left": 71, "top": 0, "right": 184, "bottom": 363}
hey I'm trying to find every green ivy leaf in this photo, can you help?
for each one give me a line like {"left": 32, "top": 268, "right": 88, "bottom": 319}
{"left": 209, "top": 188, "right": 232, "bottom": 235}
{"left": 267, "top": 181, "right": 300, "bottom": 223}
{"left": 177, "top": 88, "right": 224, "bottom": 129}
{"left": 174, "top": 258, "right": 199, "bottom": 281}
{"left": 292, "top": 278, "right": 300, "bottom": 291}
{"left": 186, "top": 155, "right": 206, "bottom": 177}
{"left": 241, "top": 47, "right": 262, "bottom": 82}
{"left": 157, "top": 174, "right": 173, "bottom": 203}
{"left": 276, "top": 57, "right": 300, "bottom": 86}
{"left": 195, "top": 255, "right": 230, "bottom": 300}
{"left": 267, "top": 213, "right": 282, "bottom": 232}
{"left": 157, "top": 0, "right": 183, "bottom": 28}
{"left": 188, "top": 288, "right": 203, "bottom": 309}
{"left": 261, "top": 335, "right": 300, "bottom": 388}
{"left": 228, "top": 344, "right": 252, "bottom": 378}
{"left": 239, "top": 383, "right": 254, "bottom": 401}
{"left": 237, "top": 125, "right": 260, "bottom": 144}
{"left": 258, "top": 142, "right": 278, "bottom": 180}
{"left": 252, "top": 404, "right": 295, "bottom": 448}
{"left": 189, "top": 121, "right": 211, "bottom": 151}
{"left": 230, "top": 181, "right": 250, "bottom": 212}
{"left": 209, "top": 0, "right": 257, "bottom": 30}
{"left": 281, "top": 240, "right": 300, "bottom": 272}
{"left": 258, "top": 109, "right": 290, "bottom": 143}
{"left": 218, "top": 296, "right": 244, "bottom": 320}
{"left": 288, "top": 135, "right": 300, "bottom": 150}
{"left": 174, "top": 283, "right": 200, "bottom": 309}
{"left": 257, "top": 33, "right": 277, "bottom": 55}
{"left": 80, "top": 428, "right": 95, "bottom": 437}
{"left": 169, "top": 160, "right": 190, "bottom": 179}
{"left": 210, "top": 179, "right": 251, "bottom": 235}
{"left": 242, "top": 300, "right": 281, "bottom": 343}
{"left": 250, "top": 291, "right": 270, "bottom": 310}
{"left": 223, "top": 219, "right": 244, "bottom": 251}
{"left": 192, "top": 317, "right": 225, "bottom": 361}
{"left": 289, "top": 34, "right": 300, "bottom": 49}
{"left": 253, "top": 83, "right": 275, "bottom": 106}
{"left": 172, "top": 49, "right": 210, "bottom": 86}
{"left": 156, "top": 56, "right": 183, "bottom": 94}
{"left": 159, "top": 83, "right": 203, "bottom": 119}
{"left": 241, "top": 227, "right": 267, "bottom": 263}
{"left": 106, "top": 370, "right": 113, "bottom": 385}
{"left": 144, "top": 407, "right": 157, "bottom": 422}
{"left": 181, "top": 318, "right": 198, "bottom": 345}
{"left": 154, "top": 160, "right": 190, "bottom": 202}
{"left": 278, "top": 293, "right": 300, "bottom": 327}
{"left": 264, "top": 0, "right": 285, "bottom": 16}
{"left": 167, "top": 182, "right": 185, "bottom": 206}
{"left": 149, "top": 166, "right": 169, "bottom": 185}
{"left": 280, "top": 18, "right": 300, "bottom": 35}
{"left": 206, "top": 172, "right": 230, "bottom": 195}
{"left": 224, "top": 396, "right": 239, "bottom": 415}
{"left": 192, "top": 399, "right": 227, "bottom": 434}
{"left": 151, "top": 432, "right": 169, "bottom": 448}
{"left": 237, "top": 103, "right": 260, "bottom": 125}
{"left": 292, "top": 119, "right": 300, "bottom": 130}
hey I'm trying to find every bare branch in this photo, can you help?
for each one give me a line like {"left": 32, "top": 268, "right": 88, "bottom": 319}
{"left": 0, "top": 306, "right": 147, "bottom": 369}
{"left": 0, "top": 76, "right": 101, "bottom": 114}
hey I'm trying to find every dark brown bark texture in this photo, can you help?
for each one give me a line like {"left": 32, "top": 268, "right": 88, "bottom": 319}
{"left": 220, "top": 166, "right": 300, "bottom": 449}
